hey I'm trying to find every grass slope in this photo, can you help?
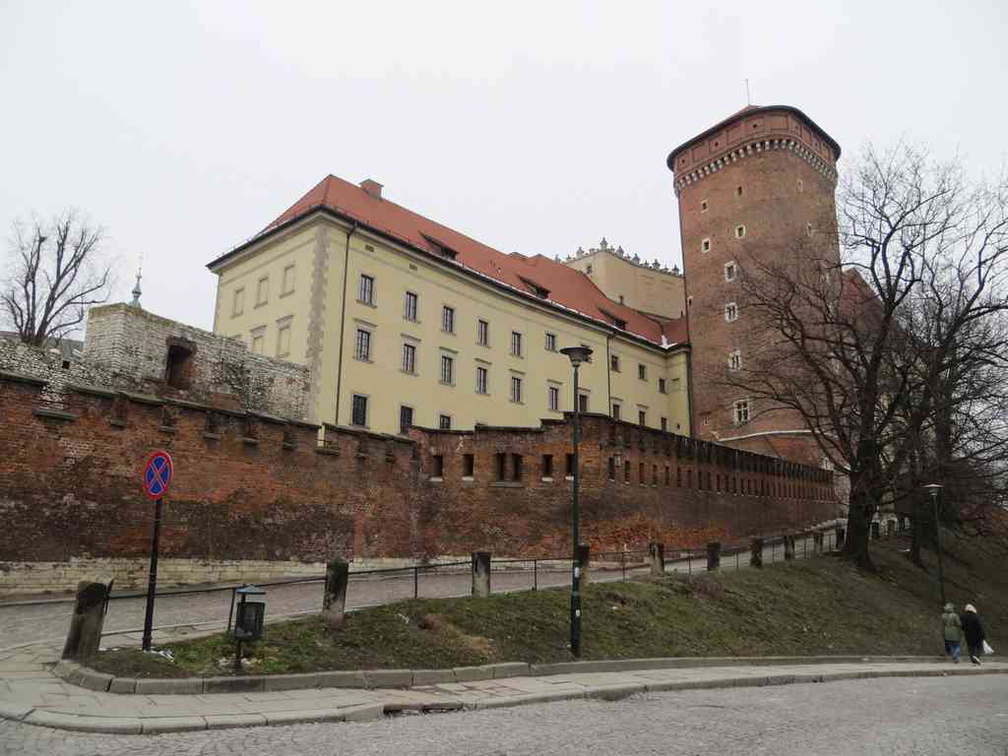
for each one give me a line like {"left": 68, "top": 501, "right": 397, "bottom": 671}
{"left": 90, "top": 534, "right": 1007, "bottom": 678}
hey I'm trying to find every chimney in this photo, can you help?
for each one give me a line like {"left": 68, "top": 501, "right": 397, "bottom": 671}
{"left": 360, "top": 179, "right": 383, "bottom": 200}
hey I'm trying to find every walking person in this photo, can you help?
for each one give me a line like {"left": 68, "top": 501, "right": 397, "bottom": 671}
{"left": 941, "top": 603, "right": 962, "bottom": 662}
{"left": 960, "top": 604, "right": 987, "bottom": 665}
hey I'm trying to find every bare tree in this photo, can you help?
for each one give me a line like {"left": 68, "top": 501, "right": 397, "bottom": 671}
{"left": 725, "top": 145, "right": 1008, "bottom": 568}
{"left": 2, "top": 212, "right": 112, "bottom": 345}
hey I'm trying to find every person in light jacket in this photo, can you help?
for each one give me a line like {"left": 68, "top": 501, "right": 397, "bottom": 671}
{"left": 941, "top": 603, "right": 962, "bottom": 662}
{"left": 960, "top": 604, "right": 987, "bottom": 665}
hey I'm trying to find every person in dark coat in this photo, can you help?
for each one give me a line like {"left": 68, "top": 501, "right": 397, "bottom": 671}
{"left": 960, "top": 604, "right": 987, "bottom": 664}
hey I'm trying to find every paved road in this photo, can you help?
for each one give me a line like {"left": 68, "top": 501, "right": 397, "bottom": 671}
{"left": 0, "top": 533, "right": 835, "bottom": 650}
{"left": 0, "top": 674, "right": 1003, "bottom": 755}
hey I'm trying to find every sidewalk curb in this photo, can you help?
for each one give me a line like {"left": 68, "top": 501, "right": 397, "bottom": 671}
{"left": 2, "top": 663, "right": 1003, "bottom": 735}
{"left": 52, "top": 654, "right": 947, "bottom": 696}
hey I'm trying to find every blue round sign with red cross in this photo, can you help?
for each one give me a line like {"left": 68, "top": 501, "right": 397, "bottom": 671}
{"left": 142, "top": 450, "right": 174, "bottom": 500}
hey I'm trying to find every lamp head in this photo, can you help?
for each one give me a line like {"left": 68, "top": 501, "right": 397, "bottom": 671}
{"left": 560, "top": 345, "right": 593, "bottom": 368}
{"left": 923, "top": 483, "right": 944, "bottom": 497}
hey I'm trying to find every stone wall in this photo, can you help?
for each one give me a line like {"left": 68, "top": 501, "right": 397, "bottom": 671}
{"left": 0, "top": 372, "right": 838, "bottom": 593}
{"left": 0, "top": 303, "right": 310, "bottom": 420}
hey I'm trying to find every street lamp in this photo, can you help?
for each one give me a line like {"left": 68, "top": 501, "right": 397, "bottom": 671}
{"left": 560, "top": 345, "right": 592, "bottom": 657}
{"left": 923, "top": 483, "right": 945, "bottom": 605}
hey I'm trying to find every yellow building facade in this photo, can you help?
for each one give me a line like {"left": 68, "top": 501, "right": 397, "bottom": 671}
{"left": 564, "top": 239, "right": 686, "bottom": 320}
{"left": 209, "top": 176, "right": 691, "bottom": 437}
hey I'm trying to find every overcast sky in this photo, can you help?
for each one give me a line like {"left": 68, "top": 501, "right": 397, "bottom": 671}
{"left": 2, "top": 1, "right": 1005, "bottom": 330}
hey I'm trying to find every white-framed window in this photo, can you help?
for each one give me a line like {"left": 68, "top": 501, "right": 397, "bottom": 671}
{"left": 548, "top": 384, "right": 560, "bottom": 411}
{"left": 276, "top": 323, "right": 291, "bottom": 357}
{"left": 610, "top": 354, "right": 621, "bottom": 372}
{"left": 477, "top": 319, "right": 489, "bottom": 346}
{"left": 438, "top": 414, "right": 452, "bottom": 430}
{"left": 510, "top": 375, "right": 523, "bottom": 403}
{"left": 661, "top": 417, "right": 668, "bottom": 431}
{"left": 578, "top": 392, "right": 589, "bottom": 412}
{"left": 232, "top": 287, "right": 245, "bottom": 316}
{"left": 728, "top": 349, "right": 741, "bottom": 370}
{"left": 351, "top": 394, "right": 368, "bottom": 427}
{"left": 402, "top": 342, "right": 417, "bottom": 374}
{"left": 724, "top": 261, "right": 737, "bottom": 282}
{"left": 399, "top": 405, "right": 414, "bottom": 435}
{"left": 442, "top": 305, "right": 455, "bottom": 334}
{"left": 701, "top": 198, "right": 708, "bottom": 212}
{"left": 638, "top": 409, "right": 647, "bottom": 427}
{"left": 725, "top": 302, "right": 739, "bottom": 322}
{"left": 638, "top": 363, "right": 647, "bottom": 381}
{"left": 251, "top": 327, "right": 265, "bottom": 355}
{"left": 358, "top": 273, "right": 374, "bottom": 305}
{"left": 735, "top": 225, "right": 746, "bottom": 239}
{"left": 354, "top": 328, "right": 372, "bottom": 361}
{"left": 611, "top": 402, "right": 621, "bottom": 421}
{"left": 545, "top": 332, "right": 557, "bottom": 352}
{"left": 511, "top": 331, "right": 523, "bottom": 357}
{"left": 658, "top": 377, "right": 667, "bottom": 394}
{"left": 404, "top": 291, "right": 418, "bottom": 322}
{"left": 701, "top": 238, "right": 711, "bottom": 253}
{"left": 256, "top": 277, "right": 269, "bottom": 306}
{"left": 281, "top": 264, "right": 296, "bottom": 296}
{"left": 440, "top": 354, "right": 454, "bottom": 385}
{"left": 476, "top": 365, "right": 488, "bottom": 394}
{"left": 733, "top": 399, "right": 750, "bottom": 425}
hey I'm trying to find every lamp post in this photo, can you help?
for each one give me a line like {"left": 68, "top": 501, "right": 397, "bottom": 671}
{"left": 923, "top": 483, "right": 945, "bottom": 605}
{"left": 560, "top": 345, "right": 592, "bottom": 657}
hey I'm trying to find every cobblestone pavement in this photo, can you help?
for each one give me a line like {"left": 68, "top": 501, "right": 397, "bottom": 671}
{"left": 0, "top": 534, "right": 832, "bottom": 651}
{"left": 1, "top": 674, "right": 1003, "bottom": 755}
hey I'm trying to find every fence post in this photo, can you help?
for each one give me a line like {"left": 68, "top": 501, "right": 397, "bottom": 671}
{"left": 322, "top": 558, "right": 350, "bottom": 628}
{"left": 784, "top": 535, "right": 796, "bottom": 561}
{"left": 577, "top": 544, "right": 591, "bottom": 586}
{"left": 750, "top": 537, "right": 764, "bottom": 568}
{"left": 835, "top": 526, "right": 846, "bottom": 551}
{"left": 813, "top": 531, "right": 824, "bottom": 555}
{"left": 886, "top": 520, "right": 895, "bottom": 537}
{"left": 648, "top": 542, "right": 665, "bottom": 577}
{"left": 62, "top": 580, "right": 113, "bottom": 662}
{"left": 413, "top": 566, "right": 419, "bottom": 599}
{"left": 706, "top": 541, "right": 721, "bottom": 571}
{"left": 870, "top": 521, "right": 880, "bottom": 540}
{"left": 621, "top": 551, "right": 627, "bottom": 582}
{"left": 471, "top": 551, "right": 491, "bottom": 597}
{"left": 533, "top": 559, "right": 538, "bottom": 591}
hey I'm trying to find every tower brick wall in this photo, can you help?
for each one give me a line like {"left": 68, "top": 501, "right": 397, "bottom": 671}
{"left": 669, "top": 106, "right": 841, "bottom": 466}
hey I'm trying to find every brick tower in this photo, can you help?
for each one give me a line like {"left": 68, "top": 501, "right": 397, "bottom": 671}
{"left": 667, "top": 105, "right": 841, "bottom": 466}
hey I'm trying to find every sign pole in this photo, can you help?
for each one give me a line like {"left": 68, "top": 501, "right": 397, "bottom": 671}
{"left": 141, "top": 496, "right": 163, "bottom": 652}
{"left": 140, "top": 449, "right": 173, "bottom": 653}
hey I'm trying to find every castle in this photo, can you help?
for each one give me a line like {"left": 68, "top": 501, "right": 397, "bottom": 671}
{"left": 0, "top": 104, "right": 847, "bottom": 592}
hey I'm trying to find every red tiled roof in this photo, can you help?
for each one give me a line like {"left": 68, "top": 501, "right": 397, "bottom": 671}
{"left": 219, "top": 174, "right": 688, "bottom": 349}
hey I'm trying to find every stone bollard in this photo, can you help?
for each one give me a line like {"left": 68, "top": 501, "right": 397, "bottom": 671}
{"left": 648, "top": 542, "right": 665, "bottom": 577}
{"left": 813, "top": 531, "right": 824, "bottom": 554}
{"left": 576, "top": 544, "right": 591, "bottom": 586}
{"left": 784, "top": 535, "right": 796, "bottom": 561}
{"left": 322, "top": 559, "right": 349, "bottom": 628}
{"left": 706, "top": 541, "right": 721, "bottom": 571}
{"left": 836, "top": 526, "right": 846, "bottom": 550}
{"left": 871, "top": 521, "right": 880, "bottom": 539}
{"left": 750, "top": 537, "right": 764, "bottom": 568}
{"left": 62, "top": 580, "right": 113, "bottom": 662}
{"left": 471, "top": 551, "right": 491, "bottom": 598}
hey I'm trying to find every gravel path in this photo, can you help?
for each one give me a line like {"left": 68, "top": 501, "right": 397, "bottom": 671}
{"left": 0, "top": 674, "right": 1003, "bottom": 755}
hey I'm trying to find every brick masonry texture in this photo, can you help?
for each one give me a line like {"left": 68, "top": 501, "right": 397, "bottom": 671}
{"left": 0, "top": 374, "right": 837, "bottom": 592}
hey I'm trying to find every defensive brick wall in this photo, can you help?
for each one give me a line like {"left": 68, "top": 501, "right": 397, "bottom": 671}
{"left": 0, "top": 372, "right": 838, "bottom": 592}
